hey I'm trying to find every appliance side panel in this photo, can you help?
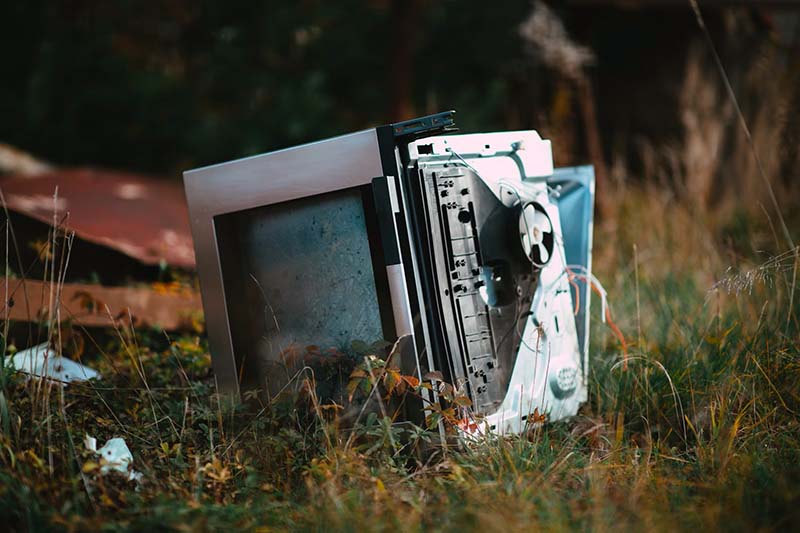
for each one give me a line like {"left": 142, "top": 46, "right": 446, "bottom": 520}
{"left": 550, "top": 165, "right": 595, "bottom": 386}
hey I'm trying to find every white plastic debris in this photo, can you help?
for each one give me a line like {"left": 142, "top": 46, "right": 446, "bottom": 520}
{"left": 87, "top": 436, "right": 143, "bottom": 483}
{"left": 5, "top": 342, "right": 100, "bottom": 384}
{"left": 84, "top": 434, "right": 97, "bottom": 453}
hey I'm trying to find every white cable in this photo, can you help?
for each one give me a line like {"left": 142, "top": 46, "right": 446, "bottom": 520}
{"left": 566, "top": 264, "right": 607, "bottom": 324}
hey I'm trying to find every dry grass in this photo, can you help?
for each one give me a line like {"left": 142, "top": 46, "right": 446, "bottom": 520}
{"left": 1, "top": 19, "right": 798, "bottom": 527}
{"left": 0, "top": 174, "right": 797, "bottom": 531}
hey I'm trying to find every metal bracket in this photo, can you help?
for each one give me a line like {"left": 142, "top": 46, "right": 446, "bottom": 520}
{"left": 390, "top": 110, "right": 457, "bottom": 139}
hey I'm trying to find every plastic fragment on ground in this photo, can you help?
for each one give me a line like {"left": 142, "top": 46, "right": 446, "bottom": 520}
{"left": 89, "top": 436, "right": 143, "bottom": 483}
{"left": 84, "top": 434, "right": 97, "bottom": 452}
{"left": 5, "top": 342, "right": 100, "bottom": 384}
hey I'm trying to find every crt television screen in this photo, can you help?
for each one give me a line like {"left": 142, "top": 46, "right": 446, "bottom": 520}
{"left": 214, "top": 186, "right": 387, "bottom": 392}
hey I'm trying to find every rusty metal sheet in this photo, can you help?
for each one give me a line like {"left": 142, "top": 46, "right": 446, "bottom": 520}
{"left": 1, "top": 277, "right": 202, "bottom": 330}
{"left": 0, "top": 168, "right": 195, "bottom": 269}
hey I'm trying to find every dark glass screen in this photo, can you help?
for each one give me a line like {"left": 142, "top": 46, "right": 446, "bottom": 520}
{"left": 214, "top": 186, "right": 385, "bottom": 391}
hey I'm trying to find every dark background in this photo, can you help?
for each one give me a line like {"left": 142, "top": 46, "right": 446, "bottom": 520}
{"left": 2, "top": 0, "right": 798, "bottom": 191}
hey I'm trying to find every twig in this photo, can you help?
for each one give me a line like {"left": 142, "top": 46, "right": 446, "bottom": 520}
{"left": 689, "top": 0, "right": 794, "bottom": 252}
{"left": 634, "top": 244, "right": 642, "bottom": 354}
{"left": 362, "top": 356, "right": 399, "bottom": 456}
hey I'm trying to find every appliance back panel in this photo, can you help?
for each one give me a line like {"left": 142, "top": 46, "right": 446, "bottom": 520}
{"left": 417, "top": 162, "right": 537, "bottom": 415}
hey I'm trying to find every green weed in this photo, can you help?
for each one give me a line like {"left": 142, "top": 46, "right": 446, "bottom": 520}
{"left": 0, "top": 184, "right": 798, "bottom": 532}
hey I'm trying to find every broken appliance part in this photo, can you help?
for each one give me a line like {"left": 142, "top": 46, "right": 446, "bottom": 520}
{"left": 0, "top": 168, "right": 195, "bottom": 269}
{"left": 6, "top": 342, "right": 100, "bottom": 384}
{"left": 183, "top": 111, "right": 594, "bottom": 433}
{"left": 0, "top": 277, "right": 202, "bottom": 331}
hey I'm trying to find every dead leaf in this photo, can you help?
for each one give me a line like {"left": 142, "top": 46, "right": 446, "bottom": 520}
{"left": 424, "top": 371, "right": 444, "bottom": 382}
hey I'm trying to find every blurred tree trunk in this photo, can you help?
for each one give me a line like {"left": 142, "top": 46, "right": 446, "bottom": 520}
{"left": 780, "top": 21, "right": 800, "bottom": 188}
{"left": 576, "top": 76, "right": 609, "bottom": 216}
{"left": 388, "top": 0, "right": 420, "bottom": 121}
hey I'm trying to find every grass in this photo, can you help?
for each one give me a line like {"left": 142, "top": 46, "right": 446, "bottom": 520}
{"left": 0, "top": 183, "right": 798, "bottom": 532}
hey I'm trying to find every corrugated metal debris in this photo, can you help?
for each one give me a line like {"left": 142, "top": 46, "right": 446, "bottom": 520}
{"left": 1, "top": 277, "right": 202, "bottom": 330}
{"left": 0, "top": 168, "right": 195, "bottom": 269}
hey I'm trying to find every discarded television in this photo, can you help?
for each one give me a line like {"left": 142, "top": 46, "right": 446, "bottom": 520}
{"left": 184, "top": 111, "right": 594, "bottom": 434}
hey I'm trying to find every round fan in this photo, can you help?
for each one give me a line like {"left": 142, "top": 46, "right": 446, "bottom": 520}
{"left": 519, "top": 202, "right": 554, "bottom": 267}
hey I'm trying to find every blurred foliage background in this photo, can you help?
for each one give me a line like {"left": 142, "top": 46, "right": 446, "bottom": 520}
{"left": 3, "top": 0, "right": 539, "bottom": 173}
{"left": 3, "top": 0, "right": 797, "bottom": 198}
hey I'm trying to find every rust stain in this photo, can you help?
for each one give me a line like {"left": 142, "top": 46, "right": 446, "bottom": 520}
{"left": 0, "top": 168, "right": 195, "bottom": 269}
{"left": 1, "top": 277, "right": 202, "bottom": 331}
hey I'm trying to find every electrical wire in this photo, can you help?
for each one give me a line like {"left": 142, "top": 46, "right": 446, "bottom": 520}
{"left": 446, "top": 147, "right": 629, "bottom": 370}
{"left": 565, "top": 264, "right": 628, "bottom": 368}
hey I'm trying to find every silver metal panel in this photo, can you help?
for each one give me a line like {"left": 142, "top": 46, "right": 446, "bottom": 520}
{"left": 387, "top": 264, "right": 413, "bottom": 337}
{"left": 183, "top": 129, "right": 384, "bottom": 395}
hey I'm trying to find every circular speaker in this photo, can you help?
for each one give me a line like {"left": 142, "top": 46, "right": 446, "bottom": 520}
{"left": 519, "top": 202, "right": 555, "bottom": 267}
